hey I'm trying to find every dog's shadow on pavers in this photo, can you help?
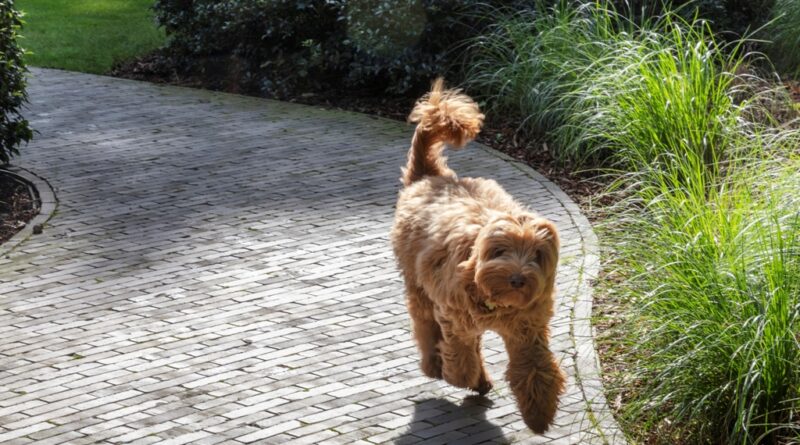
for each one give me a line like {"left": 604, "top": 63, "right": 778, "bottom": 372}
{"left": 394, "top": 395, "right": 511, "bottom": 444}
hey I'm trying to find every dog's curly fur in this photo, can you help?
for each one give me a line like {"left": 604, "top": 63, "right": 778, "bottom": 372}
{"left": 391, "top": 79, "right": 566, "bottom": 434}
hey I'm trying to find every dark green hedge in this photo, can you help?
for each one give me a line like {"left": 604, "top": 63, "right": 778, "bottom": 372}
{"left": 0, "top": 0, "right": 32, "bottom": 164}
{"left": 152, "top": 0, "right": 523, "bottom": 96}
{"left": 623, "top": 0, "right": 774, "bottom": 38}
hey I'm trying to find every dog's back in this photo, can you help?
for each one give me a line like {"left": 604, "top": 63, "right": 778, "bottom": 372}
{"left": 393, "top": 79, "right": 520, "bottom": 288}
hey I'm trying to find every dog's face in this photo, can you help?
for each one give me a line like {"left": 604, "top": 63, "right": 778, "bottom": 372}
{"left": 459, "top": 214, "right": 559, "bottom": 309}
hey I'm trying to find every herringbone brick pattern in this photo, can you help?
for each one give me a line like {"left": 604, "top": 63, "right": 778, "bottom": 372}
{"left": 0, "top": 69, "right": 622, "bottom": 444}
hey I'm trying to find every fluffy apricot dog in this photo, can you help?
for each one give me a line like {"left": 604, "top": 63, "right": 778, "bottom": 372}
{"left": 391, "top": 79, "right": 565, "bottom": 433}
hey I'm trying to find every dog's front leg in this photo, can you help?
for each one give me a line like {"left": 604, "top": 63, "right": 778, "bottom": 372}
{"left": 501, "top": 329, "right": 565, "bottom": 434}
{"left": 435, "top": 312, "right": 493, "bottom": 395}
{"left": 405, "top": 285, "right": 443, "bottom": 379}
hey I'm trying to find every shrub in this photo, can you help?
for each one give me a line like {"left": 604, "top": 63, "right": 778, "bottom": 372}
{"left": 0, "top": 0, "right": 33, "bottom": 164}
{"left": 764, "top": 0, "right": 800, "bottom": 77}
{"left": 152, "top": 0, "right": 517, "bottom": 96}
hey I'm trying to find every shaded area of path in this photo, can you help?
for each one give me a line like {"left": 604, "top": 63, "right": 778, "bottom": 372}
{"left": 0, "top": 69, "right": 623, "bottom": 444}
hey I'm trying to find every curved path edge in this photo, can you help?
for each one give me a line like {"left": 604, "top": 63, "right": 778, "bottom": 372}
{"left": 0, "top": 166, "right": 58, "bottom": 258}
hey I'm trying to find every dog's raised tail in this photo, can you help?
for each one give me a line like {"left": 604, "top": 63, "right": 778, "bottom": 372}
{"left": 402, "top": 78, "right": 484, "bottom": 186}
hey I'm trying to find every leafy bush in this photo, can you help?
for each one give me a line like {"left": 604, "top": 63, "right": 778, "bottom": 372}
{"left": 152, "top": 0, "right": 788, "bottom": 98}
{"left": 0, "top": 0, "right": 33, "bottom": 164}
{"left": 152, "top": 0, "right": 515, "bottom": 95}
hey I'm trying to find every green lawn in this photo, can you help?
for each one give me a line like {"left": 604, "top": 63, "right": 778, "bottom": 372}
{"left": 17, "top": 0, "right": 165, "bottom": 74}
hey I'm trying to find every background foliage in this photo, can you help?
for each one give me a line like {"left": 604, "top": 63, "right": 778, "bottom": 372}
{"left": 0, "top": 0, "right": 32, "bottom": 164}
{"left": 152, "top": 0, "right": 795, "bottom": 98}
{"left": 622, "top": 0, "right": 774, "bottom": 35}
{"left": 151, "top": 0, "right": 534, "bottom": 96}
{"left": 764, "top": 0, "right": 800, "bottom": 77}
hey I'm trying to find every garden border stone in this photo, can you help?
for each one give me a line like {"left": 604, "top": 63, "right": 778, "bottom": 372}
{"left": 0, "top": 165, "right": 57, "bottom": 258}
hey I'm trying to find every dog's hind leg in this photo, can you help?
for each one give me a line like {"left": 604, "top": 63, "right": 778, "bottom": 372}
{"left": 436, "top": 314, "right": 493, "bottom": 395}
{"left": 501, "top": 329, "right": 565, "bottom": 434}
{"left": 405, "top": 285, "right": 443, "bottom": 379}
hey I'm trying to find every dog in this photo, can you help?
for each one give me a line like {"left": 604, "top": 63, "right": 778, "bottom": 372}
{"left": 391, "top": 79, "right": 565, "bottom": 434}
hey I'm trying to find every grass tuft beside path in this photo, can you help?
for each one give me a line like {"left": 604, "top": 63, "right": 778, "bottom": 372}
{"left": 17, "top": 0, "right": 165, "bottom": 74}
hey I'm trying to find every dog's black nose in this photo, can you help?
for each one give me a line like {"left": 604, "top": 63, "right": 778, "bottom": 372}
{"left": 509, "top": 274, "right": 526, "bottom": 288}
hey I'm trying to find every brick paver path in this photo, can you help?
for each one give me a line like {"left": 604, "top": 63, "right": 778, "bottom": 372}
{"left": 0, "top": 69, "right": 623, "bottom": 444}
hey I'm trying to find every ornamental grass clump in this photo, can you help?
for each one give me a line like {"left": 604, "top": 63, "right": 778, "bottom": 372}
{"left": 564, "top": 5, "right": 800, "bottom": 443}
{"left": 463, "top": 1, "right": 608, "bottom": 139}
{"left": 465, "top": 1, "right": 747, "bottom": 168}
{"left": 559, "top": 14, "right": 747, "bottom": 174}
{"left": 603, "top": 150, "right": 800, "bottom": 444}
{"left": 579, "top": 7, "right": 800, "bottom": 443}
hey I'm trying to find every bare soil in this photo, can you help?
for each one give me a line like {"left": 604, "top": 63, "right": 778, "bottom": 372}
{"left": 0, "top": 171, "right": 38, "bottom": 245}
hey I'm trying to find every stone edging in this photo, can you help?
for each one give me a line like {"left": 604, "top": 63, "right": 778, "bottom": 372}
{"left": 478, "top": 145, "right": 627, "bottom": 444}
{"left": 0, "top": 166, "right": 58, "bottom": 258}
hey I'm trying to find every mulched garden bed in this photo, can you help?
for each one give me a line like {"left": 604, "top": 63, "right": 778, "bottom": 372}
{"left": 0, "top": 170, "right": 39, "bottom": 245}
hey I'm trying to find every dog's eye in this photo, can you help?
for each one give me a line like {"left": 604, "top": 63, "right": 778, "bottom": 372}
{"left": 490, "top": 249, "right": 505, "bottom": 259}
{"left": 530, "top": 250, "right": 543, "bottom": 264}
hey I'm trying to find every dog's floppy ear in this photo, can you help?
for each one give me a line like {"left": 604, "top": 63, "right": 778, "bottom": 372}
{"left": 533, "top": 219, "right": 559, "bottom": 277}
{"left": 534, "top": 218, "right": 559, "bottom": 251}
{"left": 455, "top": 224, "right": 485, "bottom": 285}
{"left": 518, "top": 214, "right": 559, "bottom": 251}
{"left": 457, "top": 249, "right": 487, "bottom": 303}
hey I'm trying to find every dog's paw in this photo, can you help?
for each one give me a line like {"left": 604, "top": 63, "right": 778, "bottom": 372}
{"left": 507, "top": 358, "right": 565, "bottom": 434}
{"left": 471, "top": 372, "right": 493, "bottom": 396}
{"left": 521, "top": 409, "right": 552, "bottom": 434}
{"left": 421, "top": 354, "right": 443, "bottom": 380}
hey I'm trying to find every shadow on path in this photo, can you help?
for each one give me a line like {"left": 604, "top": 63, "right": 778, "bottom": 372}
{"left": 395, "top": 396, "right": 511, "bottom": 444}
